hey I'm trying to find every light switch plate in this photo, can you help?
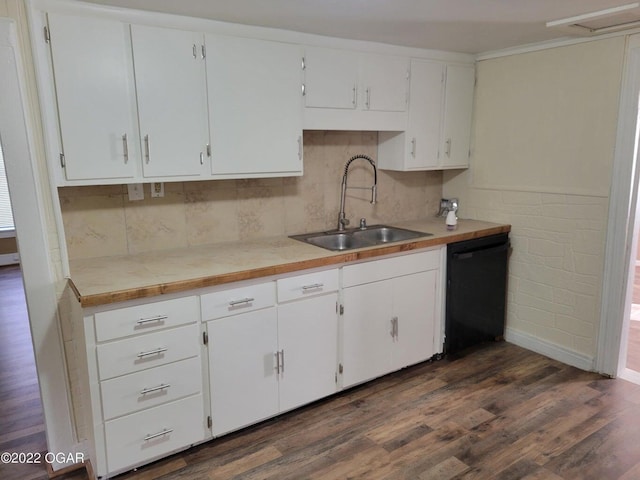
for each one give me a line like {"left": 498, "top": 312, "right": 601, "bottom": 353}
{"left": 151, "top": 182, "right": 164, "bottom": 198}
{"left": 127, "top": 183, "right": 144, "bottom": 201}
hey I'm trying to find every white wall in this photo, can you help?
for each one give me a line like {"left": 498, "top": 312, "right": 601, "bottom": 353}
{"left": 445, "top": 37, "right": 626, "bottom": 369}
{"left": 0, "top": 0, "right": 77, "bottom": 468}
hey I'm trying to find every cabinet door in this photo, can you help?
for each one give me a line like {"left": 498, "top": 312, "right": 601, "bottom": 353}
{"left": 206, "top": 35, "right": 303, "bottom": 175}
{"left": 208, "top": 308, "right": 279, "bottom": 436}
{"left": 405, "top": 60, "right": 443, "bottom": 170}
{"left": 440, "top": 64, "right": 475, "bottom": 169}
{"left": 342, "top": 281, "right": 393, "bottom": 388}
{"left": 360, "top": 54, "right": 409, "bottom": 112}
{"left": 392, "top": 270, "right": 437, "bottom": 369}
{"left": 131, "top": 25, "right": 209, "bottom": 178}
{"left": 47, "top": 13, "right": 138, "bottom": 181}
{"left": 278, "top": 293, "right": 338, "bottom": 412}
{"left": 303, "top": 46, "right": 358, "bottom": 109}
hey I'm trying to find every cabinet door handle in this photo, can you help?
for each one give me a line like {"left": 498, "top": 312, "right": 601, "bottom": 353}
{"left": 200, "top": 152, "right": 204, "bottom": 165}
{"left": 136, "top": 314, "right": 168, "bottom": 326}
{"left": 275, "top": 351, "right": 281, "bottom": 374}
{"left": 301, "top": 83, "right": 306, "bottom": 96}
{"left": 144, "top": 134, "right": 151, "bottom": 163}
{"left": 302, "top": 283, "right": 323, "bottom": 291}
{"left": 122, "top": 133, "right": 129, "bottom": 163}
{"left": 298, "top": 135, "right": 303, "bottom": 161}
{"left": 192, "top": 44, "right": 197, "bottom": 59}
{"left": 137, "top": 346, "right": 167, "bottom": 358}
{"left": 365, "top": 87, "right": 371, "bottom": 109}
{"left": 411, "top": 137, "right": 416, "bottom": 158}
{"left": 140, "top": 383, "right": 171, "bottom": 395}
{"left": 228, "top": 297, "right": 255, "bottom": 306}
{"left": 280, "top": 349, "right": 285, "bottom": 373}
{"left": 445, "top": 138, "right": 452, "bottom": 158}
{"left": 144, "top": 428, "right": 173, "bottom": 441}
{"left": 390, "top": 316, "right": 399, "bottom": 339}
{"left": 352, "top": 84, "right": 357, "bottom": 108}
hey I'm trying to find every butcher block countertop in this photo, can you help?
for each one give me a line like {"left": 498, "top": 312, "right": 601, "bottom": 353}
{"left": 68, "top": 218, "right": 511, "bottom": 308}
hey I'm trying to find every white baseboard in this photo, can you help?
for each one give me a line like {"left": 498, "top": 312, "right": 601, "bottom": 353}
{"left": 0, "top": 252, "right": 19, "bottom": 266}
{"left": 505, "top": 327, "right": 595, "bottom": 372}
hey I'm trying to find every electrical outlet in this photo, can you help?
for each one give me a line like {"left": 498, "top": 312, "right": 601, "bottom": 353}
{"left": 127, "top": 183, "right": 144, "bottom": 201}
{"left": 151, "top": 182, "right": 164, "bottom": 198}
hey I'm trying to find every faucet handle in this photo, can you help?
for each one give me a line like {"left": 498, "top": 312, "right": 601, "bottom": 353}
{"left": 360, "top": 218, "right": 367, "bottom": 229}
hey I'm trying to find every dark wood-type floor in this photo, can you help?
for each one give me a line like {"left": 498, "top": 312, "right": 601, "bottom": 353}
{"left": 5, "top": 264, "right": 640, "bottom": 479}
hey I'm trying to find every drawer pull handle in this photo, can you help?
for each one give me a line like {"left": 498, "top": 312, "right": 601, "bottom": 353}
{"left": 302, "top": 283, "right": 324, "bottom": 291}
{"left": 144, "top": 428, "right": 173, "bottom": 441}
{"left": 136, "top": 315, "right": 168, "bottom": 326}
{"left": 140, "top": 383, "right": 171, "bottom": 395}
{"left": 229, "top": 297, "right": 255, "bottom": 306}
{"left": 137, "top": 346, "right": 167, "bottom": 358}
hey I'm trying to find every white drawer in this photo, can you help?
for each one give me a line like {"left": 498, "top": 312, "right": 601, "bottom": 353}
{"left": 277, "top": 269, "right": 339, "bottom": 303}
{"left": 343, "top": 249, "right": 441, "bottom": 288}
{"left": 105, "top": 394, "right": 204, "bottom": 474}
{"left": 201, "top": 281, "right": 275, "bottom": 321}
{"left": 101, "top": 356, "right": 202, "bottom": 420}
{"left": 94, "top": 296, "right": 198, "bottom": 342}
{"left": 96, "top": 324, "right": 200, "bottom": 380}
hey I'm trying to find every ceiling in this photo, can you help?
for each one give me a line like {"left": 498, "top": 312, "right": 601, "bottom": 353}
{"left": 78, "top": 0, "right": 640, "bottom": 54}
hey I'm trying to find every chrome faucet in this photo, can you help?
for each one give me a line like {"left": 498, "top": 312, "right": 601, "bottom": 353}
{"left": 337, "top": 154, "right": 378, "bottom": 231}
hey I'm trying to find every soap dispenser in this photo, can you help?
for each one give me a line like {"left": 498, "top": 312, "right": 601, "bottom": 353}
{"left": 446, "top": 210, "right": 458, "bottom": 231}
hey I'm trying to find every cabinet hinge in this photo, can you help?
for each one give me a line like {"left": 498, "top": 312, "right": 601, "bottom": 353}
{"left": 203, "top": 331, "right": 208, "bottom": 345}
{"left": 339, "top": 304, "right": 344, "bottom": 315}
{"left": 44, "top": 25, "right": 50, "bottom": 44}
{"left": 339, "top": 363, "right": 344, "bottom": 374}
{"left": 59, "top": 153, "right": 65, "bottom": 168}
{"left": 207, "top": 415, "right": 212, "bottom": 429}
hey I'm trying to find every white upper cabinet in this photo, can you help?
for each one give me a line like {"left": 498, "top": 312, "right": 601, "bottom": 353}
{"left": 378, "top": 60, "right": 474, "bottom": 171}
{"left": 205, "top": 34, "right": 303, "bottom": 176}
{"left": 46, "top": 14, "right": 209, "bottom": 184}
{"left": 440, "top": 64, "right": 475, "bottom": 169}
{"left": 359, "top": 53, "right": 409, "bottom": 112}
{"left": 303, "top": 47, "right": 358, "bottom": 109}
{"left": 131, "top": 25, "right": 209, "bottom": 178}
{"left": 47, "top": 13, "right": 139, "bottom": 182}
{"left": 303, "top": 46, "right": 409, "bottom": 131}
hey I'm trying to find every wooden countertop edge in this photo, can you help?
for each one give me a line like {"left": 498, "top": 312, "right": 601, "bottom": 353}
{"left": 73, "top": 224, "right": 510, "bottom": 308}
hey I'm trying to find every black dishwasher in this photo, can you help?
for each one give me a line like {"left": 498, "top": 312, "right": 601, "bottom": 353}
{"left": 445, "top": 233, "right": 510, "bottom": 355}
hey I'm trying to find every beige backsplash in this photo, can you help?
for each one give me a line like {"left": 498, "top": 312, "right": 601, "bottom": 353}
{"left": 59, "top": 131, "right": 443, "bottom": 260}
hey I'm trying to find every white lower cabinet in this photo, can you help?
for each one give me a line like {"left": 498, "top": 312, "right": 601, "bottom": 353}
{"left": 207, "top": 307, "right": 280, "bottom": 436}
{"left": 204, "top": 269, "right": 339, "bottom": 436}
{"left": 104, "top": 394, "right": 204, "bottom": 473}
{"left": 84, "top": 296, "right": 205, "bottom": 478}
{"left": 341, "top": 250, "right": 441, "bottom": 388}
{"left": 84, "top": 250, "right": 443, "bottom": 477}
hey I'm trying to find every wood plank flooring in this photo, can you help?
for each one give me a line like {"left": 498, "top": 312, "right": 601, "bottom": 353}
{"left": 5, "top": 263, "right": 640, "bottom": 479}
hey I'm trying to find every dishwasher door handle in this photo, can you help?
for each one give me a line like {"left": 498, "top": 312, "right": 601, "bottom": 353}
{"left": 451, "top": 242, "right": 510, "bottom": 260}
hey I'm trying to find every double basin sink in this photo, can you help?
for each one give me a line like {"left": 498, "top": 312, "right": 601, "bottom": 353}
{"left": 290, "top": 225, "right": 432, "bottom": 251}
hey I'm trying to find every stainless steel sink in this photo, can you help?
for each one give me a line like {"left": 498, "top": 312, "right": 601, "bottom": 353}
{"left": 352, "top": 226, "right": 427, "bottom": 244}
{"left": 290, "top": 225, "right": 432, "bottom": 251}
